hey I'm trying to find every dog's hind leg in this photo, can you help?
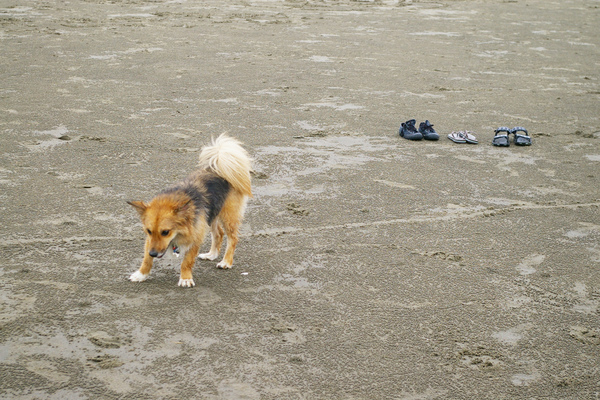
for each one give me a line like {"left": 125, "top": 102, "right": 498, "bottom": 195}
{"left": 217, "top": 207, "right": 243, "bottom": 269}
{"left": 216, "top": 192, "right": 247, "bottom": 269}
{"left": 198, "top": 220, "right": 223, "bottom": 261}
{"left": 217, "top": 221, "right": 239, "bottom": 270}
{"left": 178, "top": 243, "right": 200, "bottom": 288}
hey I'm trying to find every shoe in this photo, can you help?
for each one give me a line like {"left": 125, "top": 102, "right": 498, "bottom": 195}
{"left": 512, "top": 126, "right": 532, "bottom": 146}
{"left": 399, "top": 119, "right": 423, "bottom": 140}
{"left": 418, "top": 120, "right": 439, "bottom": 140}
{"left": 492, "top": 127, "right": 511, "bottom": 147}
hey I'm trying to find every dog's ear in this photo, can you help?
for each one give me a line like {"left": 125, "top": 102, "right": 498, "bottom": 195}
{"left": 127, "top": 200, "right": 147, "bottom": 216}
{"left": 175, "top": 199, "right": 193, "bottom": 214}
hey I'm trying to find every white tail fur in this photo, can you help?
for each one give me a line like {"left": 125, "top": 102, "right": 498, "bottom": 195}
{"left": 199, "top": 134, "right": 253, "bottom": 197}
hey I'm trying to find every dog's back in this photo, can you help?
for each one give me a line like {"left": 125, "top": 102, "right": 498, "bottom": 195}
{"left": 160, "top": 170, "right": 231, "bottom": 226}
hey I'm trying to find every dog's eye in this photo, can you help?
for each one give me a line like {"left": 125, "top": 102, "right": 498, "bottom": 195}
{"left": 161, "top": 230, "right": 170, "bottom": 237}
{"left": 147, "top": 229, "right": 152, "bottom": 235}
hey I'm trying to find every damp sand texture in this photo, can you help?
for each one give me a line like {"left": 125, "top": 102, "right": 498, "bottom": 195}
{"left": 1, "top": 0, "right": 599, "bottom": 399}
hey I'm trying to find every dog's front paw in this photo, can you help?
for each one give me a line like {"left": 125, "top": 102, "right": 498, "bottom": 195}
{"left": 198, "top": 251, "right": 218, "bottom": 261}
{"left": 129, "top": 271, "right": 149, "bottom": 282}
{"left": 217, "top": 261, "right": 232, "bottom": 269}
{"left": 178, "top": 278, "right": 195, "bottom": 288}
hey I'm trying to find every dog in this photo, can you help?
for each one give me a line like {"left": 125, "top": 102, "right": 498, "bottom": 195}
{"left": 127, "top": 134, "right": 252, "bottom": 287}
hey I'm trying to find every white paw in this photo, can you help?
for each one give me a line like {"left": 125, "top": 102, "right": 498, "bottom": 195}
{"left": 198, "top": 251, "right": 218, "bottom": 261}
{"left": 178, "top": 278, "right": 195, "bottom": 288}
{"left": 129, "top": 271, "right": 149, "bottom": 282}
{"left": 217, "top": 261, "right": 232, "bottom": 269}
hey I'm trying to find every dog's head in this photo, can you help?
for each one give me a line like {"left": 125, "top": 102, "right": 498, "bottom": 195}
{"left": 128, "top": 195, "right": 194, "bottom": 258}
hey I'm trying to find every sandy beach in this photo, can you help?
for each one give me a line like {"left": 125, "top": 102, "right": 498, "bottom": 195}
{"left": 1, "top": 0, "right": 599, "bottom": 398}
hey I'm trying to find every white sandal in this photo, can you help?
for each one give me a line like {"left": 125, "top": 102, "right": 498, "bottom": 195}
{"left": 448, "top": 131, "right": 478, "bottom": 144}
{"left": 448, "top": 131, "right": 466, "bottom": 143}
{"left": 462, "top": 131, "right": 478, "bottom": 144}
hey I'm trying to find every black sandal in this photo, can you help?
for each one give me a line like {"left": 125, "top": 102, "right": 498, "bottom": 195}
{"left": 492, "top": 127, "right": 510, "bottom": 147}
{"left": 512, "top": 127, "right": 532, "bottom": 146}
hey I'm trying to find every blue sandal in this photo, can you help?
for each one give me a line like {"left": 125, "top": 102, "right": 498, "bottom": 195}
{"left": 512, "top": 127, "right": 532, "bottom": 146}
{"left": 492, "top": 127, "right": 511, "bottom": 147}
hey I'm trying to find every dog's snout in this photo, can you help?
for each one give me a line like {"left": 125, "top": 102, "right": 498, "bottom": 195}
{"left": 148, "top": 249, "right": 159, "bottom": 258}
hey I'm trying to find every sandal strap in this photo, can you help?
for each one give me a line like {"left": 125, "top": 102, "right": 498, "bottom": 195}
{"left": 512, "top": 126, "right": 528, "bottom": 135}
{"left": 495, "top": 127, "right": 511, "bottom": 134}
{"left": 448, "top": 132, "right": 466, "bottom": 141}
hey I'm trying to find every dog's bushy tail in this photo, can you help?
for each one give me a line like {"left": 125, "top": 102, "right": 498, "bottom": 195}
{"left": 199, "top": 133, "right": 253, "bottom": 197}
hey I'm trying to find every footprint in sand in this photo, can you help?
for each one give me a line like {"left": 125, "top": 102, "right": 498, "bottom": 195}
{"left": 569, "top": 326, "right": 600, "bottom": 345}
{"left": 516, "top": 254, "right": 545, "bottom": 275}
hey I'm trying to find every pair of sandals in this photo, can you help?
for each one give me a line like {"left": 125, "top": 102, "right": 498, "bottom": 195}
{"left": 493, "top": 127, "right": 532, "bottom": 146}
{"left": 447, "top": 131, "right": 478, "bottom": 144}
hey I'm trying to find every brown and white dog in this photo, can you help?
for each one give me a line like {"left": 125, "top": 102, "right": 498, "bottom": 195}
{"left": 127, "top": 134, "right": 252, "bottom": 287}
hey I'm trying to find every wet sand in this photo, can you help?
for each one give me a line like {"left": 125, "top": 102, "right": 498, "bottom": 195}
{"left": 1, "top": 0, "right": 599, "bottom": 398}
